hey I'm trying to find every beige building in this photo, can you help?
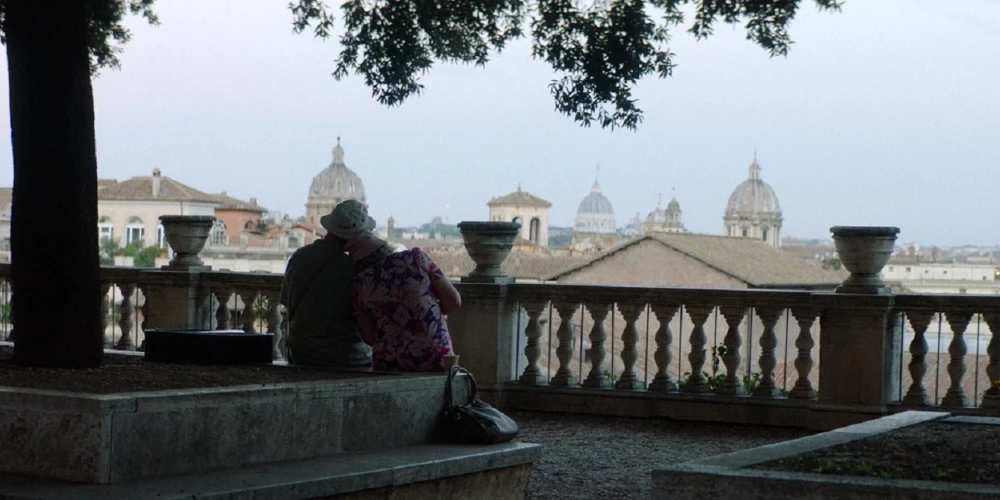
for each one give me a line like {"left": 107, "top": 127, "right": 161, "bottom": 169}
{"left": 97, "top": 169, "right": 219, "bottom": 249}
{"left": 305, "top": 138, "right": 366, "bottom": 227}
{"left": 723, "top": 156, "right": 783, "bottom": 248}
{"left": 487, "top": 185, "right": 551, "bottom": 247}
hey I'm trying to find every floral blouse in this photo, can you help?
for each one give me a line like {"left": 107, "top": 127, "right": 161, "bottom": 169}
{"left": 352, "top": 248, "right": 454, "bottom": 371}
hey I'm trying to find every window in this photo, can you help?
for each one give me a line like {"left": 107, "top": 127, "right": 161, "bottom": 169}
{"left": 98, "top": 217, "right": 114, "bottom": 242}
{"left": 888, "top": 266, "right": 894, "bottom": 272}
{"left": 210, "top": 220, "right": 227, "bottom": 246}
{"left": 156, "top": 224, "right": 166, "bottom": 249}
{"left": 741, "top": 228, "right": 748, "bottom": 238}
{"left": 125, "top": 217, "right": 144, "bottom": 245}
{"left": 529, "top": 218, "right": 540, "bottom": 244}
{"left": 762, "top": 229, "right": 768, "bottom": 241}
{"left": 906, "top": 267, "right": 911, "bottom": 272}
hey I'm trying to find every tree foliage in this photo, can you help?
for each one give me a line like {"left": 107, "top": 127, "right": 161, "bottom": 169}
{"left": 0, "top": 0, "right": 840, "bottom": 129}
{"left": 292, "top": 0, "right": 842, "bottom": 130}
{"left": 0, "top": 1, "right": 158, "bottom": 71}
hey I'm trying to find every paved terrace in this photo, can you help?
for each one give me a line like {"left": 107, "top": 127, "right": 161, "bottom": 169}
{"left": 512, "top": 410, "right": 809, "bottom": 499}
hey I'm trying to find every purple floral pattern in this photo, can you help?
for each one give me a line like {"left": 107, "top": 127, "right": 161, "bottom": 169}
{"left": 353, "top": 248, "right": 454, "bottom": 371}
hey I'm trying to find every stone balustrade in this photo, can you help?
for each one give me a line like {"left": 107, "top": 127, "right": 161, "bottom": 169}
{"left": 2, "top": 218, "right": 999, "bottom": 431}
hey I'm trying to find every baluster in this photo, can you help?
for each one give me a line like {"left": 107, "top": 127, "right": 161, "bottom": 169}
{"left": 788, "top": 308, "right": 818, "bottom": 399}
{"left": 518, "top": 300, "right": 548, "bottom": 386}
{"left": 5, "top": 294, "right": 12, "bottom": 342}
{"left": 214, "top": 288, "right": 233, "bottom": 330}
{"left": 752, "top": 307, "right": 783, "bottom": 398}
{"left": 941, "top": 310, "right": 972, "bottom": 407}
{"left": 901, "top": 310, "right": 933, "bottom": 406}
{"left": 137, "top": 284, "right": 148, "bottom": 351}
{"left": 582, "top": 301, "right": 612, "bottom": 389}
{"left": 648, "top": 303, "right": 680, "bottom": 393}
{"left": 100, "top": 281, "right": 112, "bottom": 348}
{"left": 681, "top": 304, "right": 713, "bottom": 393}
{"left": 550, "top": 300, "right": 580, "bottom": 386}
{"left": 264, "top": 290, "right": 284, "bottom": 361}
{"left": 240, "top": 289, "right": 258, "bottom": 333}
{"left": 615, "top": 303, "right": 645, "bottom": 390}
{"left": 114, "top": 283, "right": 136, "bottom": 351}
{"left": 980, "top": 312, "right": 1000, "bottom": 408}
{"left": 716, "top": 306, "right": 746, "bottom": 396}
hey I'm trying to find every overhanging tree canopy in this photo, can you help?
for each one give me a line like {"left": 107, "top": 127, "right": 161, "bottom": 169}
{"left": 0, "top": 0, "right": 837, "bottom": 368}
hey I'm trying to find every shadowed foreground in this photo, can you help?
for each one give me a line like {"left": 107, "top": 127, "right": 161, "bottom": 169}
{"left": 510, "top": 410, "right": 810, "bottom": 500}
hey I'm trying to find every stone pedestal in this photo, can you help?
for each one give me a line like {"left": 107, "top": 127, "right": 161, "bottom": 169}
{"left": 810, "top": 293, "right": 900, "bottom": 431}
{"left": 447, "top": 284, "right": 521, "bottom": 392}
{"left": 140, "top": 270, "right": 213, "bottom": 331}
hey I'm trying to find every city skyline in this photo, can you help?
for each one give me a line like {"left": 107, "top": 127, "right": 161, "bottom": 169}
{"left": 0, "top": 1, "right": 997, "bottom": 245}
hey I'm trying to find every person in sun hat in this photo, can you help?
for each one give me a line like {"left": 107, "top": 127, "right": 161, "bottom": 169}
{"left": 279, "top": 200, "right": 373, "bottom": 369}
{"left": 326, "top": 200, "right": 462, "bottom": 372}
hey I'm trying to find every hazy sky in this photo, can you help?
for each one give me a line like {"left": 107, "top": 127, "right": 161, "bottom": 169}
{"left": 1, "top": 0, "right": 998, "bottom": 246}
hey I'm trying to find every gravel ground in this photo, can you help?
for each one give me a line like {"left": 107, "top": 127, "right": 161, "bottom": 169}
{"left": 509, "top": 410, "right": 810, "bottom": 500}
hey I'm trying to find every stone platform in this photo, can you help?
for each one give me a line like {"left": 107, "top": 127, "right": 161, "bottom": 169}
{"left": 0, "top": 442, "right": 540, "bottom": 500}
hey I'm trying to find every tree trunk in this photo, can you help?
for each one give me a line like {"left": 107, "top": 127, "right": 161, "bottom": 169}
{"left": 5, "top": 0, "right": 103, "bottom": 367}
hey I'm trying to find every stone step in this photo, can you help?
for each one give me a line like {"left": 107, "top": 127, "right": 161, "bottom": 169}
{"left": 0, "top": 442, "right": 541, "bottom": 500}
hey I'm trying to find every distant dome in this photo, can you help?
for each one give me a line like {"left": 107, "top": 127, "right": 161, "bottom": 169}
{"left": 725, "top": 159, "right": 780, "bottom": 216}
{"left": 645, "top": 194, "right": 685, "bottom": 234}
{"left": 723, "top": 156, "right": 782, "bottom": 247}
{"left": 308, "top": 138, "right": 366, "bottom": 204}
{"left": 574, "top": 180, "right": 616, "bottom": 234}
{"left": 305, "top": 138, "right": 367, "bottom": 228}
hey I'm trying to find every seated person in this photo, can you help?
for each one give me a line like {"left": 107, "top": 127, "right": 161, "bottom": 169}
{"left": 322, "top": 200, "right": 461, "bottom": 372}
{"left": 279, "top": 210, "right": 372, "bottom": 368}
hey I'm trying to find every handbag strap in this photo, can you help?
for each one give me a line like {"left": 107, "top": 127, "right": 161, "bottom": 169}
{"left": 446, "top": 365, "right": 478, "bottom": 406}
{"left": 288, "top": 251, "right": 340, "bottom": 323}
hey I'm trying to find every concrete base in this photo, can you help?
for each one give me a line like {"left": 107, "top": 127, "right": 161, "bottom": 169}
{"left": 0, "top": 374, "right": 448, "bottom": 484}
{"left": 651, "top": 411, "right": 1000, "bottom": 499}
{"left": 0, "top": 442, "right": 540, "bottom": 500}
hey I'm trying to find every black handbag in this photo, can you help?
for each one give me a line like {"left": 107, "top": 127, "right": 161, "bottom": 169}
{"left": 442, "top": 366, "right": 519, "bottom": 444}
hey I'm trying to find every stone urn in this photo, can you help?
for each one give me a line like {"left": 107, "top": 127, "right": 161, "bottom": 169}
{"left": 457, "top": 221, "right": 521, "bottom": 284}
{"left": 830, "top": 226, "right": 900, "bottom": 294}
{"left": 159, "top": 215, "right": 215, "bottom": 270}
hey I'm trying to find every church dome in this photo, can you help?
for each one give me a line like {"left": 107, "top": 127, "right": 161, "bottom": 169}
{"left": 574, "top": 180, "right": 617, "bottom": 234}
{"left": 308, "top": 138, "right": 366, "bottom": 204}
{"left": 725, "top": 158, "right": 780, "bottom": 216}
{"left": 577, "top": 181, "right": 614, "bottom": 215}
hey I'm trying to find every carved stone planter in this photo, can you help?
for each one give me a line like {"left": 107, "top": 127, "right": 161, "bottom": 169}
{"left": 830, "top": 226, "right": 900, "bottom": 294}
{"left": 457, "top": 221, "right": 521, "bottom": 284}
{"left": 159, "top": 215, "right": 215, "bottom": 270}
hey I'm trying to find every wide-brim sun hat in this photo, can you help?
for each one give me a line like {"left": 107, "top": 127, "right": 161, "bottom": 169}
{"left": 321, "top": 199, "right": 376, "bottom": 239}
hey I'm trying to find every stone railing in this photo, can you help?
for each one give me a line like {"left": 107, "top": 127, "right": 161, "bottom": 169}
{"left": 892, "top": 294, "right": 1000, "bottom": 410}
{"left": 0, "top": 263, "right": 286, "bottom": 358}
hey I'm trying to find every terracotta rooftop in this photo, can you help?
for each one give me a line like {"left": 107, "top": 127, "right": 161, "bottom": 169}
{"left": 426, "top": 246, "right": 587, "bottom": 281}
{"left": 211, "top": 192, "right": 268, "bottom": 212}
{"left": 487, "top": 186, "right": 552, "bottom": 208}
{"left": 97, "top": 171, "right": 218, "bottom": 204}
{"left": 548, "top": 233, "right": 847, "bottom": 287}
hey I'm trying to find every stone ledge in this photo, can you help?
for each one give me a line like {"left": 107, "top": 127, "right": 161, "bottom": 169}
{"left": 0, "top": 374, "right": 450, "bottom": 483}
{"left": 650, "top": 411, "right": 1000, "bottom": 500}
{"left": 0, "top": 442, "right": 541, "bottom": 500}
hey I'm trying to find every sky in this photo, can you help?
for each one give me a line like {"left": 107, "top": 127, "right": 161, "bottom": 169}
{"left": 0, "top": 0, "right": 998, "bottom": 246}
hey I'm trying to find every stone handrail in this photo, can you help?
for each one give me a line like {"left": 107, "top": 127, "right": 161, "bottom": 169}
{"left": 892, "top": 293, "right": 1000, "bottom": 410}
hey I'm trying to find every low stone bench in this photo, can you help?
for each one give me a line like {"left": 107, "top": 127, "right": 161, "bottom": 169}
{"left": 0, "top": 441, "right": 541, "bottom": 500}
